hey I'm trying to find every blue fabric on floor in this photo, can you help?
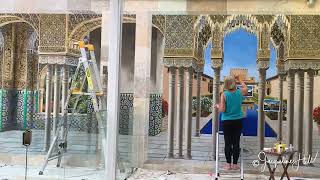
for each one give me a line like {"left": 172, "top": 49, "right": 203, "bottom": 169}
{"left": 200, "top": 105, "right": 277, "bottom": 137}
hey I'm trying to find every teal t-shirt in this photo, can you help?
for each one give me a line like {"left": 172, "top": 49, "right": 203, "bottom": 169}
{"left": 221, "top": 89, "right": 244, "bottom": 121}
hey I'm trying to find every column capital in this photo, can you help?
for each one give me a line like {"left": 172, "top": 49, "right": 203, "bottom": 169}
{"left": 39, "top": 54, "right": 78, "bottom": 66}
{"left": 277, "top": 63, "right": 286, "bottom": 75}
{"left": 306, "top": 69, "right": 315, "bottom": 75}
{"left": 211, "top": 58, "right": 223, "bottom": 69}
{"left": 257, "top": 60, "right": 269, "bottom": 70}
{"left": 163, "top": 58, "right": 197, "bottom": 69}
{"left": 285, "top": 59, "right": 320, "bottom": 71}
{"left": 195, "top": 62, "right": 204, "bottom": 73}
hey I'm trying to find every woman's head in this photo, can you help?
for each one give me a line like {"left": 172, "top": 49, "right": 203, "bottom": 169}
{"left": 224, "top": 76, "right": 237, "bottom": 91}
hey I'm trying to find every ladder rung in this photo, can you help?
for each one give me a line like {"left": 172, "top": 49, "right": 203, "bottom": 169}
{"left": 71, "top": 92, "right": 104, "bottom": 96}
{"left": 48, "top": 155, "right": 60, "bottom": 161}
{"left": 96, "top": 92, "right": 104, "bottom": 96}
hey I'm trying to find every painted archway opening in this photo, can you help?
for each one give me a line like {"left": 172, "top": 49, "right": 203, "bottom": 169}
{"left": 200, "top": 27, "right": 276, "bottom": 137}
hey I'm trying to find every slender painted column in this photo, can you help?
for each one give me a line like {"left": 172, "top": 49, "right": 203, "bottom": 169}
{"left": 44, "top": 64, "right": 53, "bottom": 151}
{"left": 258, "top": 69, "right": 266, "bottom": 150}
{"left": 195, "top": 71, "right": 202, "bottom": 137}
{"left": 106, "top": 0, "right": 123, "bottom": 178}
{"left": 212, "top": 67, "right": 220, "bottom": 160}
{"left": 294, "top": 70, "right": 304, "bottom": 155}
{"left": 305, "top": 70, "right": 314, "bottom": 156}
{"left": 286, "top": 70, "right": 295, "bottom": 145}
{"left": 53, "top": 64, "right": 61, "bottom": 136}
{"left": 277, "top": 74, "right": 285, "bottom": 141}
{"left": 61, "top": 65, "right": 69, "bottom": 138}
{"left": 61, "top": 65, "right": 69, "bottom": 113}
{"left": 176, "top": 67, "right": 184, "bottom": 158}
{"left": 167, "top": 67, "right": 176, "bottom": 158}
{"left": 39, "top": 89, "right": 44, "bottom": 112}
{"left": 184, "top": 67, "right": 193, "bottom": 159}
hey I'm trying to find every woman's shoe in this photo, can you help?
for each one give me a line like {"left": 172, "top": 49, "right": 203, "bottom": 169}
{"left": 232, "top": 164, "right": 240, "bottom": 170}
{"left": 223, "top": 163, "right": 232, "bottom": 170}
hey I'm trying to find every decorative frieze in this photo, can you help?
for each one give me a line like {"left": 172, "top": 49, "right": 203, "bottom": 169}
{"left": 164, "top": 48, "right": 194, "bottom": 57}
{"left": 163, "top": 58, "right": 197, "bottom": 69}
{"left": 38, "top": 55, "right": 78, "bottom": 66}
{"left": 38, "top": 46, "right": 66, "bottom": 53}
{"left": 285, "top": 60, "right": 320, "bottom": 71}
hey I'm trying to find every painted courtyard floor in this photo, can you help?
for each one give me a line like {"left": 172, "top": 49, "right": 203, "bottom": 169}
{"left": 127, "top": 168, "right": 320, "bottom": 180}
{"left": 0, "top": 166, "right": 319, "bottom": 180}
{"left": 0, "top": 115, "right": 319, "bottom": 179}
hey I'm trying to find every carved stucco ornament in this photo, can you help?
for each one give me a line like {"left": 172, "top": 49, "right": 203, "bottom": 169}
{"left": 285, "top": 60, "right": 320, "bottom": 71}
{"left": 211, "top": 58, "right": 223, "bottom": 69}
{"left": 256, "top": 60, "right": 269, "bottom": 70}
{"left": 277, "top": 63, "right": 286, "bottom": 75}
{"left": 163, "top": 58, "right": 197, "bottom": 69}
{"left": 38, "top": 55, "right": 78, "bottom": 66}
{"left": 195, "top": 62, "right": 204, "bottom": 73}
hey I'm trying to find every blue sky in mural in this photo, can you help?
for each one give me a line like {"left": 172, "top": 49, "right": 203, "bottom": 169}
{"left": 203, "top": 28, "right": 277, "bottom": 80}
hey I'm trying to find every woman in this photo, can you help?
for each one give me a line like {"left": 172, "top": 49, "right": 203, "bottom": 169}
{"left": 214, "top": 75, "right": 247, "bottom": 170}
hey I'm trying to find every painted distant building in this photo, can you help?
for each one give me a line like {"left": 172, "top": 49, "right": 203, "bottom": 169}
{"left": 222, "top": 68, "right": 258, "bottom": 93}
{"left": 229, "top": 68, "right": 256, "bottom": 84}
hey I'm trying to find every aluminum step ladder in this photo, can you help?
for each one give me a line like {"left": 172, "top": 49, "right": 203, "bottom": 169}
{"left": 39, "top": 41, "right": 107, "bottom": 175}
{"left": 215, "top": 130, "right": 244, "bottom": 180}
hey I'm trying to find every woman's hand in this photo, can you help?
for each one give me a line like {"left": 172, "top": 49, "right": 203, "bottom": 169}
{"left": 214, "top": 104, "right": 220, "bottom": 109}
{"left": 234, "top": 75, "right": 240, "bottom": 84}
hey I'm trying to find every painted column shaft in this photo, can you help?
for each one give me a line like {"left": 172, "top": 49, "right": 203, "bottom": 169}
{"left": 294, "top": 70, "right": 304, "bottom": 155}
{"left": 258, "top": 69, "right": 266, "bottom": 150}
{"left": 212, "top": 68, "right": 220, "bottom": 160}
{"left": 305, "top": 70, "right": 314, "bottom": 156}
{"left": 184, "top": 67, "right": 193, "bottom": 159}
{"left": 277, "top": 75, "right": 284, "bottom": 141}
{"left": 167, "top": 67, "right": 176, "bottom": 158}
{"left": 286, "top": 70, "right": 295, "bottom": 145}
{"left": 195, "top": 71, "right": 202, "bottom": 137}
{"left": 53, "top": 64, "right": 61, "bottom": 136}
{"left": 61, "top": 65, "right": 69, "bottom": 138}
{"left": 44, "top": 64, "right": 53, "bottom": 151}
{"left": 176, "top": 67, "right": 184, "bottom": 158}
{"left": 61, "top": 65, "right": 69, "bottom": 114}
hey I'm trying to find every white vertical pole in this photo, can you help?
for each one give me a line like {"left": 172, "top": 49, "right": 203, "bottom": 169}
{"left": 106, "top": 0, "right": 123, "bottom": 179}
